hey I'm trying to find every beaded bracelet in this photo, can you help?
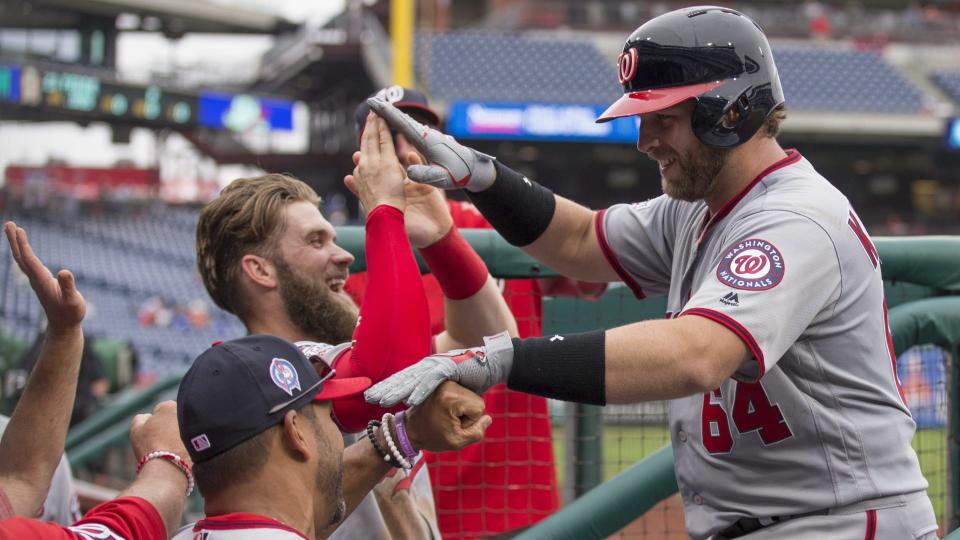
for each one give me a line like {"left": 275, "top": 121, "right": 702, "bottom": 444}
{"left": 381, "top": 413, "right": 412, "bottom": 469}
{"left": 366, "top": 420, "right": 402, "bottom": 468}
{"left": 394, "top": 410, "right": 419, "bottom": 460}
{"left": 137, "top": 451, "right": 194, "bottom": 496}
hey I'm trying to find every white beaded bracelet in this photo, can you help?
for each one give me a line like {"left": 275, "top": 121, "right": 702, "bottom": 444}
{"left": 381, "top": 413, "right": 412, "bottom": 470}
{"left": 137, "top": 450, "right": 195, "bottom": 496}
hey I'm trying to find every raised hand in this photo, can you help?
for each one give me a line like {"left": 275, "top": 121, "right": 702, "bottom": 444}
{"left": 129, "top": 401, "right": 189, "bottom": 462}
{"left": 365, "top": 331, "right": 515, "bottom": 407}
{"left": 5, "top": 222, "right": 85, "bottom": 333}
{"left": 367, "top": 97, "right": 497, "bottom": 192}
{"left": 344, "top": 113, "right": 407, "bottom": 212}
{"left": 403, "top": 178, "right": 454, "bottom": 249}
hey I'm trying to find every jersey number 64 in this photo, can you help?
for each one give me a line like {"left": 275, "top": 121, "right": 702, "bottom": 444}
{"left": 701, "top": 383, "right": 793, "bottom": 454}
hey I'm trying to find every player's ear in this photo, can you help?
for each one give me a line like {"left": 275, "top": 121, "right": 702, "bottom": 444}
{"left": 281, "top": 410, "right": 311, "bottom": 461}
{"left": 240, "top": 254, "right": 277, "bottom": 289}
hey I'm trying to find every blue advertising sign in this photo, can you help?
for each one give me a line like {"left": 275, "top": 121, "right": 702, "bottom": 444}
{"left": 0, "top": 64, "right": 20, "bottom": 103}
{"left": 896, "top": 345, "right": 947, "bottom": 429}
{"left": 946, "top": 117, "right": 960, "bottom": 151}
{"left": 445, "top": 101, "right": 639, "bottom": 143}
{"left": 199, "top": 92, "right": 294, "bottom": 132}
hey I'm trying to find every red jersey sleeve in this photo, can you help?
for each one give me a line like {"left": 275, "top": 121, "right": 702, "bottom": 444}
{"left": 331, "top": 205, "right": 432, "bottom": 432}
{"left": 0, "top": 496, "right": 165, "bottom": 540}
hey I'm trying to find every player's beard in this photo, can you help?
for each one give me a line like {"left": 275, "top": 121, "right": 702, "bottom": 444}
{"left": 275, "top": 258, "right": 358, "bottom": 344}
{"left": 317, "top": 433, "right": 346, "bottom": 527}
{"left": 660, "top": 143, "right": 729, "bottom": 202}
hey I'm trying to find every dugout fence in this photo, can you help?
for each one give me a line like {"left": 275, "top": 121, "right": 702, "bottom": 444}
{"left": 62, "top": 231, "right": 960, "bottom": 538}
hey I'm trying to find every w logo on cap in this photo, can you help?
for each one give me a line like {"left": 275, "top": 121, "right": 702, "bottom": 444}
{"left": 270, "top": 358, "right": 302, "bottom": 396}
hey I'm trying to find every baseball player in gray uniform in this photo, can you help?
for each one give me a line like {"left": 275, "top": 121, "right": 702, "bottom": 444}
{"left": 364, "top": 6, "right": 938, "bottom": 540}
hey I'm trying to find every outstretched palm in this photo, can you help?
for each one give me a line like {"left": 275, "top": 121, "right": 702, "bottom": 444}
{"left": 5, "top": 222, "right": 85, "bottom": 332}
{"left": 403, "top": 181, "right": 453, "bottom": 249}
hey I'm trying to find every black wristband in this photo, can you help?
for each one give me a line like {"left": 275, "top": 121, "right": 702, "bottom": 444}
{"left": 507, "top": 330, "right": 606, "bottom": 405}
{"left": 466, "top": 160, "right": 556, "bottom": 246}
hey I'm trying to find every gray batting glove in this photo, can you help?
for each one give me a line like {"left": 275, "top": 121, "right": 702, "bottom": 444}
{"left": 365, "top": 331, "right": 514, "bottom": 407}
{"left": 367, "top": 97, "right": 498, "bottom": 192}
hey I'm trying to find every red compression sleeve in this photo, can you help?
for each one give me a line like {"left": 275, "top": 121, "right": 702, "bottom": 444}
{"left": 0, "top": 497, "right": 165, "bottom": 540}
{"left": 332, "top": 205, "right": 432, "bottom": 432}
{"left": 419, "top": 227, "right": 488, "bottom": 300}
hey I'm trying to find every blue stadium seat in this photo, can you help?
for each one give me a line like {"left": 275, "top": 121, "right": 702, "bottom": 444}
{"left": 416, "top": 32, "right": 621, "bottom": 104}
{"left": 1, "top": 208, "right": 245, "bottom": 375}
{"left": 415, "top": 32, "right": 927, "bottom": 114}
{"left": 775, "top": 46, "right": 925, "bottom": 113}
{"left": 931, "top": 70, "right": 960, "bottom": 105}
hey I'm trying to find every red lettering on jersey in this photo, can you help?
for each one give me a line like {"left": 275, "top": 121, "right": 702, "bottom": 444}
{"left": 882, "top": 298, "right": 907, "bottom": 406}
{"left": 847, "top": 210, "right": 878, "bottom": 269}
{"left": 701, "top": 382, "right": 793, "bottom": 454}
{"left": 701, "top": 389, "right": 734, "bottom": 454}
{"left": 731, "top": 382, "right": 792, "bottom": 445}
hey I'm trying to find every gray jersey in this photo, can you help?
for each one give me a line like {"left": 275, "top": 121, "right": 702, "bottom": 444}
{"left": 330, "top": 433, "right": 439, "bottom": 540}
{"left": 599, "top": 151, "right": 927, "bottom": 540}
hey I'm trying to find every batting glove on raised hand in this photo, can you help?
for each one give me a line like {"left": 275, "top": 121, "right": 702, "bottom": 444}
{"left": 365, "top": 332, "right": 514, "bottom": 407}
{"left": 367, "top": 97, "right": 497, "bottom": 192}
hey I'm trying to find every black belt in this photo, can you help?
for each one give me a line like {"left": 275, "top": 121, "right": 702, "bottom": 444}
{"left": 716, "top": 508, "right": 831, "bottom": 539}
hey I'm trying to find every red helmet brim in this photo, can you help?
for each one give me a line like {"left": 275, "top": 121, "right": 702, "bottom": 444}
{"left": 596, "top": 80, "right": 725, "bottom": 123}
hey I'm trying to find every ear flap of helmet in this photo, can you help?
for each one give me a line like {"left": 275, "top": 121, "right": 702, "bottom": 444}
{"left": 693, "top": 81, "right": 781, "bottom": 148}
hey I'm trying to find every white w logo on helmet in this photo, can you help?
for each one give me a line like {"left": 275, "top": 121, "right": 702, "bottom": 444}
{"left": 376, "top": 85, "right": 406, "bottom": 104}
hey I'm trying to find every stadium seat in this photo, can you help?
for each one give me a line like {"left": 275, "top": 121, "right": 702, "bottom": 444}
{"left": 1, "top": 209, "right": 246, "bottom": 376}
{"left": 415, "top": 32, "right": 928, "bottom": 114}
{"left": 930, "top": 70, "right": 960, "bottom": 105}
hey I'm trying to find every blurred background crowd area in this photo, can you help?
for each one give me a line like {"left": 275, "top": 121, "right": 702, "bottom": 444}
{"left": 484, "top": 0, "right": 960, "bottom": 43}
{"left": 0, "top": 0, "right": 959, "bottom": 407}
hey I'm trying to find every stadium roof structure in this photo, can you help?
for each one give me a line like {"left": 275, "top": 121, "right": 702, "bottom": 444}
{"left": 4, "top": 0, "right": 297, "bottom": 35}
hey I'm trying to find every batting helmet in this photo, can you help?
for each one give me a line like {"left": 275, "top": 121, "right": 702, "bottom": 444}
{"left": 597, "top": 6, "right": 784, "bottom": 148}
{"left": 354, "top": 86, "right": 440, "bottom": 139}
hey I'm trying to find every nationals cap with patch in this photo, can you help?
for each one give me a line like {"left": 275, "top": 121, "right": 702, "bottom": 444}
{"left": 354, "top": 85, "right": 441, "bottom": 140}
{"left": 177, "top": 335, "right": 371, "bottom": 463}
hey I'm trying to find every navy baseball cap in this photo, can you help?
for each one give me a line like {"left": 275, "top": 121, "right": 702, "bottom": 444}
{"left": 177, "top": 335, "right": 371, "bottom": 463}
{"left": 355, "top": 85, "right": 440, "bottom": 139}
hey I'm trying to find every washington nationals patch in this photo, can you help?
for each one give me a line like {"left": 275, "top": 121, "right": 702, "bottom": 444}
{"left": 716, "top": 238, "right": 785, "bottom": 291}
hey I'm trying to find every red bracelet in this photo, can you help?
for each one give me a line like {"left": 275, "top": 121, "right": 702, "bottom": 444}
{"left": 419, "top": 227, "right": 488, "bottom": 300}
{"left": 137, "top": 451, "right": 195, "bottom": 496}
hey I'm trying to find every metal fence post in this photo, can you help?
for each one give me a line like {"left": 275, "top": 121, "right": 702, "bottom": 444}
{"left": 950, "top": 346, "right": 960, "bottom": 532}
{"left": 573, "top": 403, "right": 603, "bottom": 498}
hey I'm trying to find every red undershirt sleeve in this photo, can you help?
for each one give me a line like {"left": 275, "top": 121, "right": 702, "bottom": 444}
{"left": 331, "top": 205, "right": 432, "bottom": 432}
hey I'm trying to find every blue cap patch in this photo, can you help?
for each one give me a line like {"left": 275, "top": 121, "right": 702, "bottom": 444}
{"left": 269, "top": 357, "right": 302, "bottom": 396}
